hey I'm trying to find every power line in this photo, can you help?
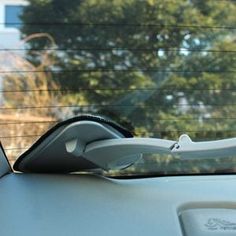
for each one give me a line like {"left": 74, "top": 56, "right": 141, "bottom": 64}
{"left": 2, "top": 88, "right": 236, "bottom": 93}
{"left": 4, "top": 129, "right": 236, "bottom": 151}
{"left": 1, "top": 48, "right": 236, "bottom": 53}
{"left": 2, "top": 117, "right": 236, "bottom": 127}
{"left": 0, "top": 69, "right": 234, "bottom": 74}
{"left": 0, "top": 134, "right": 41, "bottom": 139}
{"left": 4, "top": 147, "right": 29, "bottom": 151}
{"left": 3, "top": 126, "right": 236, "bottom": 140}
{"left": 1, "top": 22, "right": 236, "bottom": 30}
{"left": 5, "top": 131, "right": 236, "bottom": 151}
{"left": 0, "top": 121, "right": 56, "bottom": 125}
{"left": 2, "top": 103, "right": 236, "bottom": 110}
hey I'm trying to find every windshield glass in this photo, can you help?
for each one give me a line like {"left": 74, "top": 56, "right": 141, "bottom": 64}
{"left": 1, "top": 0, "right": 236, "bottom": 177}
{"left": 105, "top": 153, "right": 236, "bottom": 177}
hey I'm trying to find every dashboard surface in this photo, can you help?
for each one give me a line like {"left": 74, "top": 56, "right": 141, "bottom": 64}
{"left": 1, "top": 173, "right": 236, "bottom": 236}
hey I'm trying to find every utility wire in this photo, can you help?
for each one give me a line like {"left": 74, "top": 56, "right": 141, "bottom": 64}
{"left": 1, "top": 48, "right": 236, "bottom": 53}
{"left": 2, "top": 104, "right": 236, "bottom": 110}
{"left": 0, "top": 121, "right": 56, "bottom": 125}
{"left": 0, "top": 69, "right": 234, "bottom": 74}
{"left": 0, "top": 134, "right": 42, "bottom": 139}
{"left": 1, "top": 22, "right": 236, "bottom": 29}
{"left": 5, "top": 128, "right": 236, "bottom": 151}
{"left": 2, "top": 117, "right": 236, "bottom": 127}
{"left": 3, "top": 128, "right": 236, "bottom": 140}
{"left": 2, "top": 88, "right": 236, "bottom": 93}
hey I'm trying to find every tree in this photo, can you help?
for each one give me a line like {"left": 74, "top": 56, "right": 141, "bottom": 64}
{"left": 20, "top": 0, "right": 236, "bottom": 141}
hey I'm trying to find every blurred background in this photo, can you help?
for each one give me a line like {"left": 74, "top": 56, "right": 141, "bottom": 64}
{"left": 0, "top": 0, "right": 236, "bottom": 174}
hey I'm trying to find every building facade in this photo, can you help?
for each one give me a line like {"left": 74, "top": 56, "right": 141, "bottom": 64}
{"left": 0, "top": 0, "right": 27, "bottom": 49}
{"left": 0, "top": 0, "right": 27, "bottom": 103}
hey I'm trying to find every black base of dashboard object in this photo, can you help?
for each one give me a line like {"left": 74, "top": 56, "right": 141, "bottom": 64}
{"left": 13, "top": 115, "right": 133, "bottom": 173}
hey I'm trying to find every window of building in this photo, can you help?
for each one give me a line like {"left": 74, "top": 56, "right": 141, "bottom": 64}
{"left": 5, "top": 5, "right": 24, "bottom": 29}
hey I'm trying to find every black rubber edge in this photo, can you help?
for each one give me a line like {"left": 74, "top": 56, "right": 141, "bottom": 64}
{"left": 108, "top": 171, "right": 236, "bottom": 179}
{"left": 13, "top": 115, "right": 133, "bottom": 172}
{"left": 0, "top": 142, "right": 13, "bottom": 174}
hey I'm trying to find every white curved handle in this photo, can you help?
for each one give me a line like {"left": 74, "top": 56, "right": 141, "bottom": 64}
{"left": 172, "top": 134, "right": 236, "bottom": 159}
{"left": 68, "top": 138, "right": 175, "bottom": 170}
{"left": 66, "top": 133, "right": 236, "bottom": 170}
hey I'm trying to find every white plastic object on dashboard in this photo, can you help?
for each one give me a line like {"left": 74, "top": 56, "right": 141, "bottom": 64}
{"left": 172, "top": 134, "right": 236, "bottom": 159}
{"left": 65, "top": 139, "right": 86, "bottom": 157}
{"left": 82, "top": 138, "right": 175, "bottom": 170}
{"left": 67, "top": 133, "right": 236, "bottom": 170}
{"left": 16, "top": 120, "right": 130, "bottom": 173}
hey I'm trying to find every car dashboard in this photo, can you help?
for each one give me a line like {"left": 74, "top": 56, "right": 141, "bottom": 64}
{"left": 1, "top": 173, "right": 236, "bottom": 236}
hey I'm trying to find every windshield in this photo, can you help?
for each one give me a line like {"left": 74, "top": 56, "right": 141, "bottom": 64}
{"left": 1, "top": 0, "right": 236, "bottom": 177}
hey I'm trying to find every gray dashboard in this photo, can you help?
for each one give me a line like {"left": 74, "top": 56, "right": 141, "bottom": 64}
{"left": 1, "top": 116, "right": 236, "bottom": 235}
{"left": 1, "top": 173, "right": 236, "bottom": 236}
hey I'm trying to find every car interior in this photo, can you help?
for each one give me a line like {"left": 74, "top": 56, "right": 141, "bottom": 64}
{"left": 1, "top": 0, "right": 236, "bottom": 235}
{"left": 1, "top": 115, "right": 236, "bottom": 236}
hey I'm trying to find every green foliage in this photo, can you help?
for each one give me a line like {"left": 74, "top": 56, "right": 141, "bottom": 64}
{"left": 20, "top": 1, "right": 236, "bottom": 138}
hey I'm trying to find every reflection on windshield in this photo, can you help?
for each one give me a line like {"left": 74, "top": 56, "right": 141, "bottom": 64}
{"left": 0, "top": 0, "right": 236, "bottom": 175}
{"left": 106, "top": 153, "right": 236, "bottom": 177}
